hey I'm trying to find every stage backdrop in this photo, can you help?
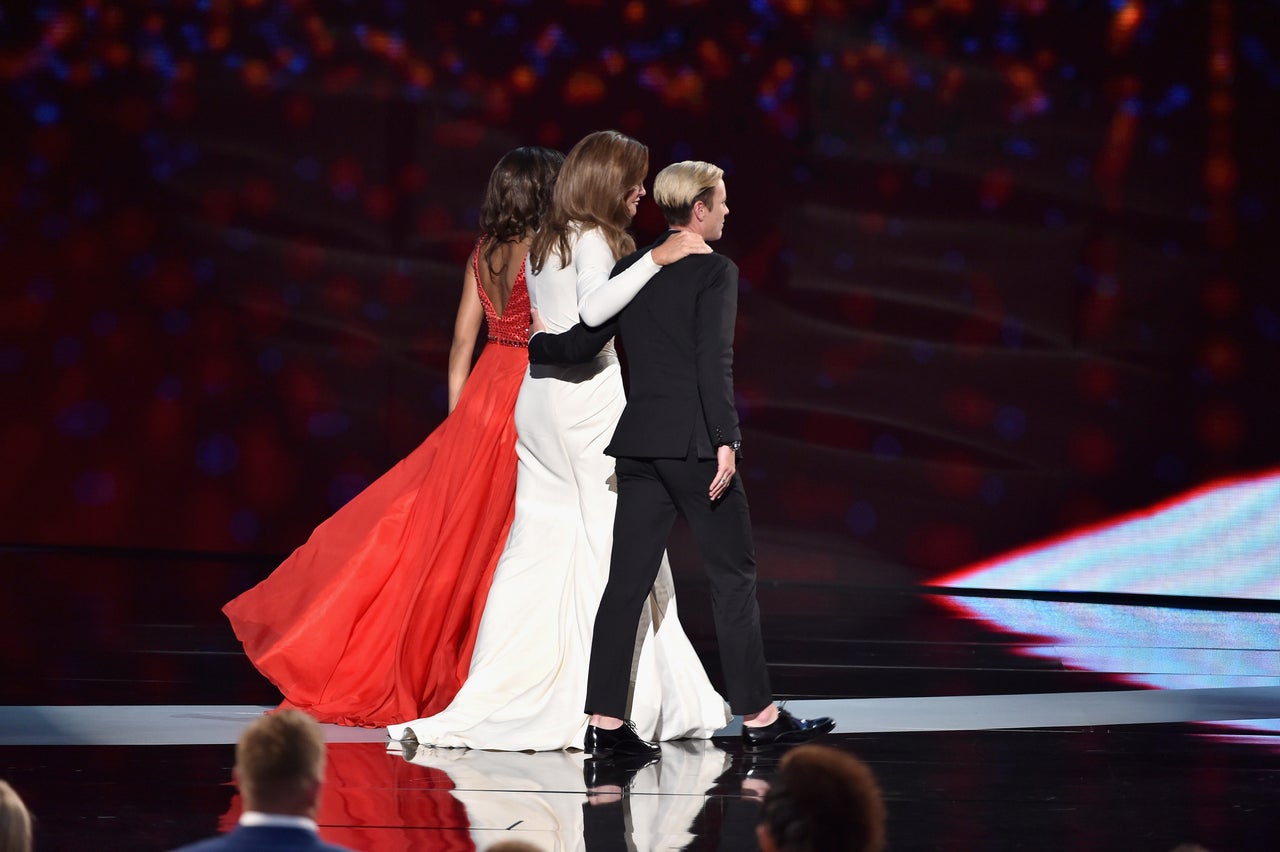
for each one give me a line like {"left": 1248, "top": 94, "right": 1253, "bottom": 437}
{"left": 2, "top": 1, "right": 1276, "bottom": 589}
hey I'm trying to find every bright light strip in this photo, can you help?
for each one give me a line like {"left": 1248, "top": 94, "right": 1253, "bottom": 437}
{"left": 933, "top": 469, "right": 1280, "bottom": 600}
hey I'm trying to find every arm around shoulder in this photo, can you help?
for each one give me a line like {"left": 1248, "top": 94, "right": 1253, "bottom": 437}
{"left": 528, "top": 319, "right": 618, "bottom": 365}
{"left": 576, "top": 230, "right": 662, "bottom": 326}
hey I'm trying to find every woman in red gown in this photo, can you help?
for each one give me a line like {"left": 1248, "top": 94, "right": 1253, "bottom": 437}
{"left": 222, "top": 147, "right": 565, "bottom": 727}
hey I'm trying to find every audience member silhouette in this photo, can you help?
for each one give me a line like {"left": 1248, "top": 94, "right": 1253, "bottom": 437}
{"left": 171, "top": 710, "right": 354, "bottom": 851}
{"left": 756, "top": 745, "right": 886, "bottom": 852}
{"left": 0, "top": 780, "right": 33, "bottom": 852}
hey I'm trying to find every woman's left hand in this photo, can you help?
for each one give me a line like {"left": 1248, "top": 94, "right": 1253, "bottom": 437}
{"left": 709, "top": 445, "right": 736, "bottom": 500}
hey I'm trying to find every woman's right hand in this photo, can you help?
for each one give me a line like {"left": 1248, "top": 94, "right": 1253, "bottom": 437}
{"left": 652, "top": 231, "right": 711, "bottom": 265}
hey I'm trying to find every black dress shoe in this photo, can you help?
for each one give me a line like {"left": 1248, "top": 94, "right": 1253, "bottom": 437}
{"left": 742, "top": 708, "right": 836, "bottom": 750}
{"left": 584, "top": 753, "right": 659, "bottom": 790}
{"left": 740, "top": 750, "right": 777, "bottom": 783}
{"left": 584, "top": 721, "right": 661, "bottom": 758}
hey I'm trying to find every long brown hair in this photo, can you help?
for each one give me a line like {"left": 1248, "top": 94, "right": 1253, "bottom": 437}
{"left": 479, "top": 146, "right": 565, "bottom": 277}
{"left": 529, "top": 130, "right": 648, "bottom": 274}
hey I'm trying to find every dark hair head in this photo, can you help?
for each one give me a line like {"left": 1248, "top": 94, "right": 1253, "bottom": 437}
{"left": 759, "top": 745, "right": 886, "bottom": 852}
{"left": 529, "top": 129, "right": 648, "bottom": 273}
{"left": 0, "top": 780, "right": 33, "bottom": 852}
{"left": 479, "top": 146, "right": 565, "bottom": 273}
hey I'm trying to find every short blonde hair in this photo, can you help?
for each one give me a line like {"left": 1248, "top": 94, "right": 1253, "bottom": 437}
{"left": 235, "top": 710, "right": 327, "bottom": 813}
{"left": 653, "top": 160, "right": 724, "bottom": 226}
{"left": 0, "top": 780, "right": 33, "bottom": 852}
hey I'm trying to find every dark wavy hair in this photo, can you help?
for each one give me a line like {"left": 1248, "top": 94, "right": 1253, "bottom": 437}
{"left": 479, "top": 145, "right": 565, "bottom": 277}
{"left": 758, "top": 745, "right": 886, "bottom": 852}
{"left": 529, "top": 130, "right": 648, "bottom": 273}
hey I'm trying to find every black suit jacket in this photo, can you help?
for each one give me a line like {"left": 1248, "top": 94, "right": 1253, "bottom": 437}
{"left": 609, "top": 233, "right": 741, "bottom": 459}
{"left": 528, "top": 319, "right": 617, "bottom": 365}
{"left": 530, "top": 231, "right": 741, "bottom": 460}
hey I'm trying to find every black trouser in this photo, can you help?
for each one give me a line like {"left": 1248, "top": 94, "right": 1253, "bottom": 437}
{"left": 584, "top": 453, "right": 772, "bottom": 718}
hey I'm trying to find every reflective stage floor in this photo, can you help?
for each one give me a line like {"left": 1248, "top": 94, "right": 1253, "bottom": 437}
{"left": 2, "top": 546, "right": 1278, "bottom": 850}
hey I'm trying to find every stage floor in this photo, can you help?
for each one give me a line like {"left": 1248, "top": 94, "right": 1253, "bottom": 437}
{"left": 2, "top": 546, "right": 1278, "bottom": 850}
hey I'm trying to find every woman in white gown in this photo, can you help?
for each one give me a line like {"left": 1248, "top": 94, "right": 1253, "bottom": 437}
{"left": 388, "top": 131, "right": 730, "bottom": 751}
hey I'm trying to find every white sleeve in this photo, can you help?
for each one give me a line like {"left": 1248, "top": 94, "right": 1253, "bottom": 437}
{"left": 574, "top": 229, "right": 662, "bottom": 326}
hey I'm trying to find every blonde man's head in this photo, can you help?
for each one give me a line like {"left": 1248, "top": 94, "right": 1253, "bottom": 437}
{"left": 653, "top": 161, "right": 724, "bottom": 226}
{"left": 234, "top": 710, "right": 327, "bottom": 817}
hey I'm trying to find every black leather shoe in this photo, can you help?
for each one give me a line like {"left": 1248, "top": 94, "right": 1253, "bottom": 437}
{"left": 584, "top": 721, "right": 661, "bottom": 758}
{"left": 742, "top": 708, "right": 836, "bottom": 750}
{"left": 584, "top": 753, "right": 659, "bottom": 790}
{"left": 740, "top": 750, "right": 776, "bottom": 783}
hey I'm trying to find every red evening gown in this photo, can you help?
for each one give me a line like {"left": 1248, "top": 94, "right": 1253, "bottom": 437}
{"left": 223, "top": 239, "right": 531, "bottom": 727}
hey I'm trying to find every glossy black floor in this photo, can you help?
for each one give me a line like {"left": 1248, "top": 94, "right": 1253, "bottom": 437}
{"left": 2, "top": 544, "right": 1278, "bottom": 851}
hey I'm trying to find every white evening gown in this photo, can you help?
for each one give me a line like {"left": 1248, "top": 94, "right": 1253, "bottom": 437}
{"left": 387, "top": 227, "right": 730, "bottom": 750}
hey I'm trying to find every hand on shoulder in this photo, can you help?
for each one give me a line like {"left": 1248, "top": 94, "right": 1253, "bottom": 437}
{"left": 653, "top": 231, "right": 712, "bottom": 266}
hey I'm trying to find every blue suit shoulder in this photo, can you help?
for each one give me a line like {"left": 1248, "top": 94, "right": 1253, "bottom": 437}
{"left": 170, "top": 825, "right": 354, "bottom": 852}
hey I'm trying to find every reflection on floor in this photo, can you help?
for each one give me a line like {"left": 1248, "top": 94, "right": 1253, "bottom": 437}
{"left": 933, "top": 596, "right": 1280, "bottom": 736}
{"left": 924, "top": 468, "right": 1280, "bottom": 741}
{"left": 4, "top": 718, "right": 1279, "bottom": 851}
{"left": 1, "top": 546, "right": 1279, "bottom": 850}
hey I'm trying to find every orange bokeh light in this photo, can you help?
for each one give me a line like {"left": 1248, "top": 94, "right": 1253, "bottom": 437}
{"left": 1109, "top": 1, "right": 1142, "bottom": 52}
{"left": 511, "top": 65, "right": 538, "bottom": 94}
{"left": 698, "top": 40, "right": 730, "bottom": 76}
{"left": 564, "top": 71, "right": 606, "bottom": 105}
{"left": 242, "top": 60, "right": 272, "bottom": 90}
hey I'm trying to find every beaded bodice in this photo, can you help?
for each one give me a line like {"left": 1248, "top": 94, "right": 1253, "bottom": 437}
{"left": 474, "top": 237, "right": 530, "bottom": 347}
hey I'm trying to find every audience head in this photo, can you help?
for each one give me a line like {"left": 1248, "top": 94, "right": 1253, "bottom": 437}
{"left": 233, "top": 710, "right": 327, "bottom": 819}
{"left": 531, "top": 129, "right": 649, "bottom": 271}
{"left": 480, "top": 146, "right": 565, "bottom": 245}
{"left": 0, "top": 780, "right": 33, "bottom": 852}
{"left": 653, "top": 161, "right": 725, "bottom": 228}
{"left": 757, "top": 745, "right": 886, "bottom": 852}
